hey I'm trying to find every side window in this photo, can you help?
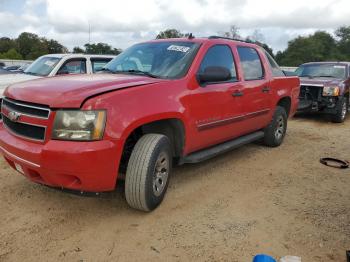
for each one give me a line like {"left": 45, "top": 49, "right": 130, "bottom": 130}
{"left": 57, "top": 59, "right": 87, "bottom": 75}
{"left": 237, "top": 47, "right": 264, "bottom": 80}
{"left": 264, "top": 51, "right": 285, "bottom": 77}
{"left": 91, "top": 58, "right": 112, "bottom": 73}
{"left": 199, "top": 45, "right": 237, "bottom": 81}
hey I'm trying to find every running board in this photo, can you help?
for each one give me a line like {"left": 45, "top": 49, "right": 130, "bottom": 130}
{"left": 180, "top": 131, "right": 264, "bottom": 164}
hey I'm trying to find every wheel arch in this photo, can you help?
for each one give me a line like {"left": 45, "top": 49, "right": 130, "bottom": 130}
{"left": 140, "top": 118, "right": 185, "bottom": 158}
{"left": 276, "top": 96, "right": 291, "bottom": 116}
{"left": 119, "top": 115, "right": 187, "bottom": 173}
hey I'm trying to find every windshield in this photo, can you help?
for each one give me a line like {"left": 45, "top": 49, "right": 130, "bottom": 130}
{"left": 296, "top": 64, "right": 347, "bottom": 79}
{"left": 104, "top": 41, "right": 200, "bottom": 78}
{"left": 24, "top": 57, "right": 61, "bottom": 76}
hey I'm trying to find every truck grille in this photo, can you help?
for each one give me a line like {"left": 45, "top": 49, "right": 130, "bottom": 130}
{"left": 2, "top": 98, "right": 50, "bottom": 118}
{"left": 299, "top": 85, "right": 323, "bottom": 101}
{"left": 1, "top": 98, "right": 50, "bottom": 141}
{"left": 2, "top": 115, "right": 46, "bottom": 140}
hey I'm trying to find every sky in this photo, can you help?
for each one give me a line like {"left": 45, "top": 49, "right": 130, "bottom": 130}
{"left": 0, "top": 0, "right": 349, "bottom": 53}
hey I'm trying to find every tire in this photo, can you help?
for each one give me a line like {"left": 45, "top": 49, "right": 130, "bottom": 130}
{"left": 125, "top": 134, "right": 172, "bottom": 212}
{"left": 263, "top": 106, "right": 288, "bottom": 147}
{"left": 331, "top": 97, "right": 348, "bottom": 123}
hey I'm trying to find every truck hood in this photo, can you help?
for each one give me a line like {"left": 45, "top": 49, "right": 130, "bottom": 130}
{"left": 300, "top": 77, "right": 343, "bottom": 87}
{"left": 0, "top": 73, "right": 41, "bottom": 95}
{"left": 4, "top": 74, "right": 164, "bottom": 108}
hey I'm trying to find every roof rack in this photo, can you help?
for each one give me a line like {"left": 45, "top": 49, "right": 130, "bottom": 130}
{"left": 208, "top": 35, "right": 248, "bottom": 43}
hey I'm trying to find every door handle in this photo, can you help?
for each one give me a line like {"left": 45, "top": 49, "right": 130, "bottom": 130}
{"left": 262, "top": 86, "right": 270, "bottom": 93}
{"left": 232, "top": 90, "right": 244, "bottom": 97}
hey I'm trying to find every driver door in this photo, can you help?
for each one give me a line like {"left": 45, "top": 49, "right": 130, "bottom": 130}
{"left": 185, "top": 44, "right": 246, "bottom": 152}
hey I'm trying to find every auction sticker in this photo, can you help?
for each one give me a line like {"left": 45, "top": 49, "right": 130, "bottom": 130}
{"left": 14, "top": 163, "right": 24, "bottom": 174}
{"left": 167, "top": 45, "right": 190, "bottom": 52}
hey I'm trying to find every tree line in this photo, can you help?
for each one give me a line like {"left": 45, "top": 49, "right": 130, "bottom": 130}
{"left": 0, "top": 32, "right": 68, "bottom": 60}
{"left": 0, "top": 32, "right": 122, "bottom": 60}
{"left": 276, "top": 26, "right": 350, "bottom": 66}
{"left": 1, "top": 26, "right": 349, "bottom": 66}
{"left": 72, "top": 43, "right": 122, "bottom": 55}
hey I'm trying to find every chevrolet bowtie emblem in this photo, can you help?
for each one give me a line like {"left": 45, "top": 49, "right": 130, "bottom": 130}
{"left": 8, "top": 111, "right": 22, "bottom": 122}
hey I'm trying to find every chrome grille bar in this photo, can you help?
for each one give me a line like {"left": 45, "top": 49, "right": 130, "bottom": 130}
{"left": 1, "top": 97, "right": 50, "bottom": 142}
{"left": 2, "top": 97, "right": 50, "bottom": 119}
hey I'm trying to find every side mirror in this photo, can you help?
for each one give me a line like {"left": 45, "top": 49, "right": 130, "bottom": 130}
{"left": 197, "top": 66, "right": 231, "bottom": 84}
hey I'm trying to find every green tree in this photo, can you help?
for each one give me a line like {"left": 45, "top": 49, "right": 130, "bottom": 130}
{"left": 0, "top": 48, "right": 23, "bottom": 60}
{"left": 72, "top": 46, "right": 85, "bottom": 53}
{"left": 16, "top": 32, "right": 45, "bottom": 59}
{"left": 15, "top": 32, "right": 68, "bottom": 59}
{"left": 73, "top": 44, "right": 121, "bottom": 55}
{"left": 45, "top": 39, "right": 68, "bottom": 54}
{"left": 335, "top": 26, "right": 350, "bottom": 60}
{"left": 84, "top": 43, "right": 121, "bottom": 55}
{"left": 156, "top": 29, "right": 184, "bottom": 39}
{"left": 276, "top": 31, "right": 339, "bottom": 66}
{"left": 0, "top": 37, "right": 15, "bottom": 54}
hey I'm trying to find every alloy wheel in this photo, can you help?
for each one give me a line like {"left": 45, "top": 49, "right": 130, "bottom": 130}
{"left": 153, "top": 152, "right": 169, "bottom": 197}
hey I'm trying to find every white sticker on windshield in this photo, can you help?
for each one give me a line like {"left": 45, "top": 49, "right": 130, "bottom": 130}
{"left": 167, "top": 45, "right": 190, "bottom": 53}
{"left": 44, "top": 60, "right": 55, "bottom": 67}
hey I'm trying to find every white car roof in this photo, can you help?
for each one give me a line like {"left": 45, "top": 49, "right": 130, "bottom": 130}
{"left": 40, "top": 54, "right": 116, "bottom": 59}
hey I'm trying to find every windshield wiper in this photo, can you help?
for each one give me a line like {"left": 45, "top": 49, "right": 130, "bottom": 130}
{"left": 114, "top": 70, "right": 159, "bottom": 78}
{"left": 316, "top": 75, "right": 336, "bottom": 78}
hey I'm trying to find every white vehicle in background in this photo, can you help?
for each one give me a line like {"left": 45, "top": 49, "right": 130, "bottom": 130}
{"left": 0, "top": 54, "right": 115, "bottom": 95}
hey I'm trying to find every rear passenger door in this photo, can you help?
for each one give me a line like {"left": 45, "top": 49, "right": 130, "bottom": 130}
{"left": 237, "top": 46, "right": 272, "bottom": 131}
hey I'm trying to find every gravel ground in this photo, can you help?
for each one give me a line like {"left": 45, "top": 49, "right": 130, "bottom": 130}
{"left": 0, "top": 114, "right": 349, "bottom": 262}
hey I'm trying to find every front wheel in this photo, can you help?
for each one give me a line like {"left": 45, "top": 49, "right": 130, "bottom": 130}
{"left": 331, "top": 97, "right": 348, "bottom": 123}
{"left": 125, "top": 134, "right": 172, "bottom": 212}
{"left": 263, "top": 106, "right": 288, "bottom": 147}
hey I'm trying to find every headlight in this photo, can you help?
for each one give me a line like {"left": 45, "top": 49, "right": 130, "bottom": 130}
{"left": 52, "top": 110, "right": 106, "bottom": 141}
{"left": 323, "top": 86, "right": 340, "bottom": 96}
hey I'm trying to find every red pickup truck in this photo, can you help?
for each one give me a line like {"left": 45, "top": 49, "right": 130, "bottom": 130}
{"left": 0, "top": 37, "right": 300, "bottom": 211}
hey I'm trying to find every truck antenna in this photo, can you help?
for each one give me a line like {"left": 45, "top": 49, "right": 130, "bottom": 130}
{"left": 88, "top": 21, "right": 91, "bottom": 44}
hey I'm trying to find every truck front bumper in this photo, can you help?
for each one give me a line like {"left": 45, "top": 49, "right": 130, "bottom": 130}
{"left": 297, "top": 97, "right": 339, "bottom": 114}
{"left": 0, "top": 125, "right": 123, "bottom": 192}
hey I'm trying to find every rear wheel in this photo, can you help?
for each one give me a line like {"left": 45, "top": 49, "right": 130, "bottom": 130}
{"left": 125, "top": 134, "right": 172, "bottom": 212}
{"left": 331, "top": 97, "right": 348, "bottom": 123}
{"left": 263, "top": 106, "right": 288, "bottom": 147}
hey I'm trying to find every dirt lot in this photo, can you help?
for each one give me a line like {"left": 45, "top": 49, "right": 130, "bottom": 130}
{"left": 0, "top": 114, "right": 350, "bottom": 262}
